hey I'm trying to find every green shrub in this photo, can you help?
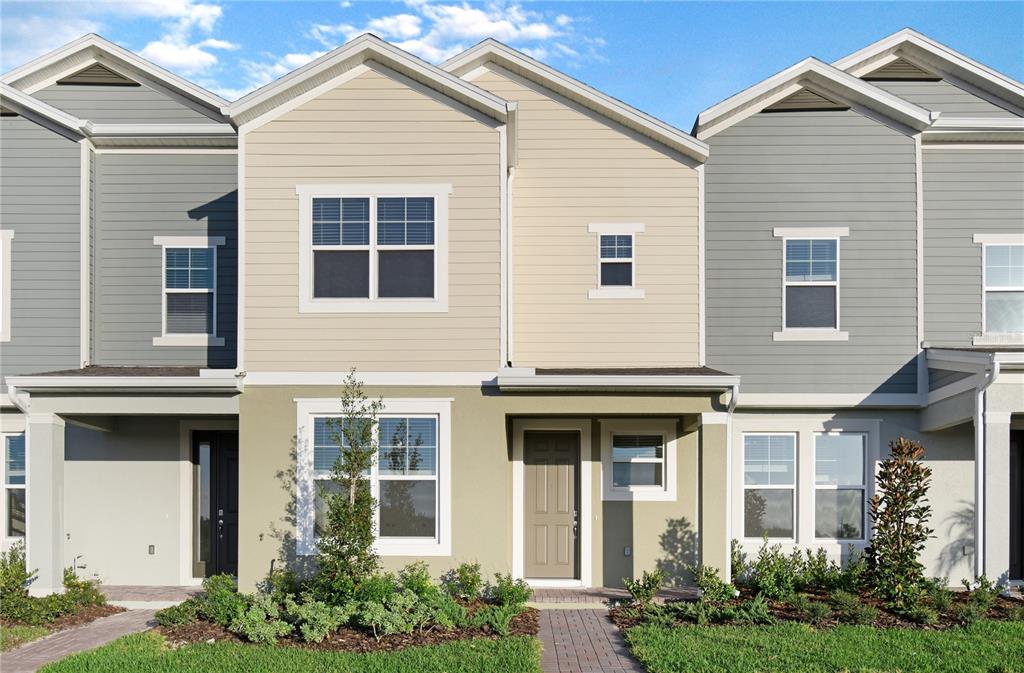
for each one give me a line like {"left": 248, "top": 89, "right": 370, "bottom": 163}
{"left": 62, "top": 567, "right": 105, "bottom": 607}
{"left": 787, "top": 594, "right": 831, "bottom": 623}
{"left": 835, "top": 546, "right": 867, "bottom": 593}
{"left": 733, "top": 594, "right": 775, "bottom": 625}
{"left": 962, "top": 575, "right": 1003, "bottom": 612}
{"left": 398, "top": 562, "right": 438, "bottom": 598}
{"left": 200, "top": 574, "right": 246, "bottom": 627}
{"left": 749, "top": 540, "right": 801, "bottom": 599}
{"left": 665, "top": 600, "right": 712, "bottom": 626}
{"left": 154, "top": 598, "right": 201, "bottom": 627}
{"left": 229, "top": 594, "right": 292, "bottom": 645}
{"left": 0, "top": 547, "right": 107, "bottom": 626}
{"left": 623, "top": 569, "right": 663, "bottom": 607}
{"left": 801, "top": 549, "right": 842, "bottom": 592}
{"left": 260, "top": 567, "right": 301, "bottom": 603}
{"left": 282, "top": 596, "right": 354, "bottom": 643}
{"left": 487, "top": 573, "right": 532, "bottom": 607}
{"left": 639, "top": 603, "right": 677, "bottom": 628}
{"left": 355, "top": 573, "right": 397, "bottom": 603}
{"left": 469, "top": 603, "right": 520, "bottom": 636}
{"left": 355, "top": 589, "right": 429, "bottom": 640}
{"left": 829, "top": 590, "right": 878, "bottom": 625}
{"left": 901, "top": 603, "right": 939, "bottom": 625}
{"left": 730, "top": 540, "right": 748, "bottom": 584}
{"left": 422, "top": 591, "right": 468, "bottom": 629}
{"left": 687, "top": 564, "right": 736, "bottom": 605}
{"left": 865, "top": 437, "right": 933, "bottom": 605}
{"left": 442, "top": 562, "right": 483, "bottom": 600}
{"left": 0, "top": 541, "right": 34, "bottom": 599}
{"left": 953, "top": 600, "right": 988, "bottom": 626}
{"left": 1008, "top": 605, "right": 1024, "bottom": 622}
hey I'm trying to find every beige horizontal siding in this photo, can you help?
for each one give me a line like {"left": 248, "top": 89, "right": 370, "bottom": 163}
{"left": 472, "top": 66, "right": 700, "bottom": 368}
{"left": 244, "top": 65, "right": 501, "bottom": 371}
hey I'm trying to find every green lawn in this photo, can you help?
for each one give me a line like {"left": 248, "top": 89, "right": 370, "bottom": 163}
{"left": 40, "top": 631, "right": 541, "bottom": 673}
{"left": 625, "top": 620, "right": 1024, "bottom": 673}
{"left": 0, "top": 624, "right": 49, "bottom": 651}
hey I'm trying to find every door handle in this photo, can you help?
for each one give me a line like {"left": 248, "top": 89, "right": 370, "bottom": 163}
{"left": 572, "top": 510, "right": 579, "bottom": 535}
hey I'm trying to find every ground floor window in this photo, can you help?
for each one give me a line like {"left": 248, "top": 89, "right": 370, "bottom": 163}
{"left": 600, "top": 419, "right": 678, "bottom": 501}
{"left": 4, "top": 433, "right": 26, "bottom": 538}
{"left": 743, "top": 433, "right": 796, "bottom": 539}
{"left": 814, "top": 432, "right": 866, "bottom": 540}
{"left": 297, "top": 398, "right": 451, "bottom": 556}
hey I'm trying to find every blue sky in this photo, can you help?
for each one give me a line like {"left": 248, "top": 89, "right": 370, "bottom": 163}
{"left": 1, "top": 1, "right": 1021, "bottom": 128}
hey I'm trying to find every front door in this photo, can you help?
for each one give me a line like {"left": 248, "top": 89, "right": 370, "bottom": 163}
{"left": 1011, "top": 430, "right": 1023, "bottom": 580}
{"left": 524, "top": 431, "right": 579, "bottom": 579}
{"left": 192, "top": 431, "right": 239, "bottom": 577}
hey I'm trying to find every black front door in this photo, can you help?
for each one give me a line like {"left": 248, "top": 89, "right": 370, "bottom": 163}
{"left": 193, "top": 431, "right": 239, "bottom": 577}
{"left": 1011, "top": 430, "right": 1023, "bottom": 581}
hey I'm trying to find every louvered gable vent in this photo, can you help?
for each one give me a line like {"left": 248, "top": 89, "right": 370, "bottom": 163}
{"left": 56, "top": 63, "right": 140, "bottom": 86}
{"left": 863, "top": 58, "right": 940, "bottom": 81}
{"left": 764, "top": 88, "right": 850, "bottom": 112}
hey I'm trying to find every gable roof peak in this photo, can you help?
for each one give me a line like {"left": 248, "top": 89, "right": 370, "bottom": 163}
{"left": 442, "top": 38, "right": 709, "bottom": 162}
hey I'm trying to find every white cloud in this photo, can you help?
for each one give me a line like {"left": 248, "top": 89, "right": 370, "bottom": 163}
{"left": 0, "top": 16, "right": 101, "bottom": 71}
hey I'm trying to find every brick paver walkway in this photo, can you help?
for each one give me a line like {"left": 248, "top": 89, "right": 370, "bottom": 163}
{"left": 538, "top": 609, "right": 645, "bottom": 673}
{"left": 0, "top": 609, "right": 156, "bottom": 673}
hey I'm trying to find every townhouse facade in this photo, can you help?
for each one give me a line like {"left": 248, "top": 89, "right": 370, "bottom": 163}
{"left": 0, "top": 29, "right": 1020, "bottom": 595}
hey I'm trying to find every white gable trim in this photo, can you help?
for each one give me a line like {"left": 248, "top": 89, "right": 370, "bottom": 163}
{"left": 225, "top": 34, "right": 507, "bottom": 127}
{"left": 833, "top": 29, "right": 1024, "bottom": 114}
{"left": 1, "top": 34, "right": 228, "bottom": 116}
{"left": 443, "top": 39, "right": 709, "bottom": 162}
{"left": 0, "top": 83, "right": 88, "bottom": 137}
{"left": 695, "top": 58, "right": 935, "bottom": 140}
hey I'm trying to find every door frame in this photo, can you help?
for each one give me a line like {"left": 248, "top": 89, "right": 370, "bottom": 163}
{"left": 178, "top": 419, "right": 238, "bottom": 585}
{"left": 512, "top": 419, "right": 592, "bottom": 587}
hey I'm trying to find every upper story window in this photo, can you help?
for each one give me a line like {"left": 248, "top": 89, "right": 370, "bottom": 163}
{"left": 981, "top": 242, "right": 1024, "bottom": 341}
{"left": 743, "top": 433, "right": 796, "bottom": 539}
{"left": 773, "top": 227, "right": 849, "bottom": 341}
{"left": 153, "top": 236, "right": 226, "bottom": 347}
{"left": 298, "top": 185, "right": 450, "bottom": 313}
{"left": 3, "top": 434, "right": 26, "bottom": 539}
{"left": 0, "top": 230, "right": 12, "bottom": 343}
{"left": 296, "top": 398, "right": 452, "bottom": 556}
{"left": 588, "top": 223, "right": 645, "bottom": 300}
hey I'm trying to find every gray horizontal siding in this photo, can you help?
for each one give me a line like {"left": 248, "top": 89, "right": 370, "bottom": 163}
{"left": 871, "top": 80, "right": 1019, "bottom": 118}
{"left": 705, "top": 109, "right": 919, "bottom": 394}
{"left": 93, "top": 153, "right": 237, "bottom": 367}
{"left": 34, "top": 83, "right": 217, "bottom": 124}
{"left": 923, "top": 147, "right": 1024, "bottom": 347}
{"left": 0, "top": 115, "right": 81, "bottom": 383}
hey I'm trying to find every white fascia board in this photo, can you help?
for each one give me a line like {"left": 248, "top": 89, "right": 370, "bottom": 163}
{"left": 5, "top": 376, "right": 241, "bottom": 393}
{"left": 833, "top": 29, "right": 1024, "bottom": 111}
{"left": 443, "top": 39, "right": 709, "bottom": 163}
{"left": 496, "top": 373, "right": 740, "bottom": 392}
{"left": 932, "top": 117, "right": 1024, "bottom": 130}
{"left": 1, "top": 34, "right": 228, "bottom": 113}
{"left": 925, "top": 348, "right": 995, "bottom": 372}
{"left": 0, "top": 83, "right": 88, "bottom": 135}
{"left": 225, "top": 34, "right": 507, "bottom": 125}
{"left": 86, "top": 123, "right": 236, "bottom": 137}
{"left": 695, "top": 57, "right": 934, "bottom": 139}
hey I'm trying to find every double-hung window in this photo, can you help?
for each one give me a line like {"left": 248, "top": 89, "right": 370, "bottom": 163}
{"left": 153, "top": 236, "right": 225, "bottom": 347}
{"left": 299, "top": 185, "right": 450, "bottom": 312}
{"left": 4, "top": 434, "right": 26, "bottom": 538}
{"left": 981, "top": 243, "right": 1024, "bottom": 338}
{"left": 743, "top": 434, "right": 796, "bottom": 539}
{"left": 588, "top": 223, "right": 645, "bottom": 299}
{"left": 773, "top": 227, "right": 849, "bottom": 341}
{"left": 298, "top": 398, "right": 451, "bottom": 556}
{"left": 814, "top": 433, "right": 866, "bottom": 540}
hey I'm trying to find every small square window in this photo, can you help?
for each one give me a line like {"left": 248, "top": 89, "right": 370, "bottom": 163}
{"left": 611, "top": 435, "right": 664, "bottom": 487}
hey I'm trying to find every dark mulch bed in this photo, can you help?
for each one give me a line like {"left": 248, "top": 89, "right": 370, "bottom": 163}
{"left": 610, "top": 588, "right": 1022, "bottom": 632}
{"left": 158, "top": 606, "right": 540, "bottom": 654}
{"left": 1, "top": 604, "right": 125, "bottom": 636}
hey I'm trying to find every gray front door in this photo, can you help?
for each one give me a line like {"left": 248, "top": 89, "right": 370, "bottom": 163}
{"left": 524, "top": 431, "right": 579, "bottom": 579}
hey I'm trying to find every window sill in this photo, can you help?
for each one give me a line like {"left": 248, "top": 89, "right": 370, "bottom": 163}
{"left": 602, "top": 486, "right": 676, "bottom": 502}
{"left": 153, "top": 334, "right": 225, "bottom": 347}
{"left": 588, "top": 288, "right": 645, "bottom": 300}
{"left": 973, "top": 333, "right": 1024, "bottom": 347}
{"left": 773, "top": 329, "right": 849, "bottom": 342}
{"left": 299, "top": 297, "right": 449, "bottom": 313}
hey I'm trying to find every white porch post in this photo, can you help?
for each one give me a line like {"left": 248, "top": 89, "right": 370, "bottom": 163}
{"left": 983, "top": 412, "right": 1011, "bottom": 582}
{"left": 26, "top": 413, "right": 65, "bottom": 596}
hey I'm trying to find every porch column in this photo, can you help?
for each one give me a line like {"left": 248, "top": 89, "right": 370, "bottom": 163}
{"left": 26, "top": 413, "right": 65, "bottom": 596}
{"left": 699, "top": 413, "right": 730, "bottom": 581}
{"left": 983, "top": 412, "right": 1011, "bottom": 581}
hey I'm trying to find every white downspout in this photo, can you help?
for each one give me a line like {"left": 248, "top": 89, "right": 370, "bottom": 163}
{"left": 724, "top": 383, "right": 739, "bottom": 583}
{"left": 974, "top": 358, "right": 1000, "bottom": 578}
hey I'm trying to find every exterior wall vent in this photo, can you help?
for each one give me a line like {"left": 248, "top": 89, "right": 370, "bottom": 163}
{"left": 764, "top": 88, "right": 850, "bottom": 112}
{"left": 56, "top": 63, "right": 140, "bottom": 87}
{"left": 862, "top": 58, "right": 941, "bottom": 81}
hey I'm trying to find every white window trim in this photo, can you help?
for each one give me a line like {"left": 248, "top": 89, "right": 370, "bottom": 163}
{"left": 732, "top": 415, "right": 881, "bottom": 556}
{"left": 813, "top": 431, "right": 868, "bottom": 543}
{"left": 294, "top": 397, "right": 452, "bottom": 557}
{"left": 0, "top": 230, "right": 13, "bottom": 343}
{"left": 773, "top": 228, "right": 850, "bottom": 341}
{"left": 973, "top": 235, "right": 1024, "bottom": 346}
{"left": 600, "top": 418, "right": 677, "bottom": 502}
{"left": 741, "top": 431, "right": 798, "bottom": 542}
{"left": 2, "top": 430, "right": 27, "bottom": 543}
{"left": 296, "top": 184, "right": 451, "bottom": 313}
{"left": 152, "top": 236, "right": 226, "bottom": 347}
{"left": 588, "top": 223, "right": 645, "bottom": 300}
